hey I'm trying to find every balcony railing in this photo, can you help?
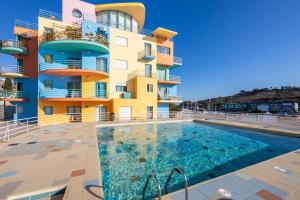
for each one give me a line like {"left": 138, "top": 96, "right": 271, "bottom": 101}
{"left": 39, "top": 29, "right": 109, "bottom": 47}
{"left": 15, "top": 20, "right": 38, "bottom": 30}
{"left": 0, "top": 40, "right": 27, "bottom": 51}
{"left": 40, "top": 60, "right": 109, "bottom": 73}
{"left": 0, "top": 91, "right": 23, "bottom": 99}
{"left": 158, "top": 94, "right": 182, "bottom": 101}
{"left": 173, "top": 56, "right": 183, "bottom": 66}
{"left": 158, "top": 75, "right": 181, "bottom": 83}
{"left": 128, "top": 69, "right": 157, "bottom": 80}
{"left": 95, "top": 90, "right": 107, "bottom": 98}
{"left": 39, "top": 9, "right": 62, "bottom": 21}
{"left": 138, "top": 49, "right": 156, "bottom": 60}
{"left": 40, "top": 89, "right": 107, "bottom": 99}
{"left": 0, "top": 65, "right": 24, "bottom": 75}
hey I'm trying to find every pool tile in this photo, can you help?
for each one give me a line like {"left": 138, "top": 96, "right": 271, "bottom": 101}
{"left": 71, "top": 169, "right": 85, "bottom": 177}
{"left": 246, "top": 178, "right": 271, "bottom": 193}
{"left": 234, "top": 172, "right": 253, "bottom": 181}
{"left": 0, "top": 171, "right": 17, "bottom": 178}
{"left": 265, "top": 186, "right": 288, "bottom": 198}
{"left": 27, "top": 141, "right": 37, "bottom": 144}
{"left": 0, "top": 160, "right": 8, "bottom": 165}
{"left": 256, "top": 189, "right": 282, "bottom": 200}
{"left": 287, "top": 174, "right": 300, "bottom": 185}
{"left": 30, "top": 192, "right": 49, "bottom": 200}
{"left": 244, "top": 194, "right": 264, "bottom": 200}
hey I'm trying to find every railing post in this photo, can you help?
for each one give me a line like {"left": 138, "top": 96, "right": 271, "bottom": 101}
{"left": 5, "top": 122, "right": 9, "bottom": 141}
{"left": 257, "top": 115, "right": 260, "bottom": 124}
{"left": 26, "top": 118, "right": 29, "bottom": 133}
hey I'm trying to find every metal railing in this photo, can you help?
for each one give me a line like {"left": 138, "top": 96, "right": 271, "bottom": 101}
{"left": 0, "top": 40, "right": 27, "bottom": 51}
{"left": 0, "top": 65, "right": 24, "bottom": 74}
{"left": 39, "top": 60, "right": 109, "bottom": 73}
{"left": 158, "top": 75, "right": 181, "bottom": 82}
{"left": 39, "top": 29, "right": 109, "bottom": 47}
{"left": 173, "top": 56, "right": 183, "bottom": 65}
{"left": 40, "top": 89, "right": 108, "bottom": 99}
{"left": 138, "top": 49, "right": 156, "bottom": 59}
{"left": 142, "top": 173, "right": 162, "bottom": 200}
{"left": 158, "top": 94, "right": 183, "bottom": 101}
{"left": 128, "top": 69, "right": 157, "bottom": 80}
{"left": 165, "top": 167, "right": 189, "bottom": 200}
{"left": 95, "top": 90, "right": 107, "bottom": 98}
{"left": 15, "top": 19, "right": 38, "bottom": 30}
{"left": 0, "top": 91, "right": 23, "bottom": 98}
{"left": 39, "top": 9, "right": 62, "bottom": 21}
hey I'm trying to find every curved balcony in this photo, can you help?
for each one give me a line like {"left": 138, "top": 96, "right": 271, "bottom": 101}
{"left": 39, "top": 89, "right": 108, "bottom": 102}
{"left": 0, "top": 40, "right": 27, "bottom": 55}
{"left": 0, "top": 65, "right": 27, "bottom": 78}
{"left": 39, "top": 30, "right": 109, "bottom": 53}
{"left": 158, "top": 75, "right": 181, "bottom": 85}
{"left": 39, "top": 60, "right": 109, "bottom": 77}
{"left": 0, "top": 91, "right": 27, "bottom": 102}
{"left": 138, "top": 49, "right": 155, "bottom": 61}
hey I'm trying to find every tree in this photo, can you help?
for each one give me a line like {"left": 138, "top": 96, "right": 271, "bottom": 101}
{"left": 3, "top": 78, "right": 13, "bottom": 91}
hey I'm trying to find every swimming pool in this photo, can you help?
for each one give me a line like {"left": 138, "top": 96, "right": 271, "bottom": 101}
{"left": 96, "top": 122, "right": 300, "bottom": 200}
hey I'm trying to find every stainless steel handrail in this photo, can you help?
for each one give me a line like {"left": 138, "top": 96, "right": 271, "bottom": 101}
{"left": 165, "top": 167, "right": 189, "bottom": 200}
{"left": 142, "top": 172, "right": 162, "bottom": 200}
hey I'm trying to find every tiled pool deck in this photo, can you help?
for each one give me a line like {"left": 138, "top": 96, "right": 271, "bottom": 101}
{"left": 164, "top": 150, "right": 300, "bottom": 200}
{"left": 0, "top": 119, "right": 299, "bottom": 200}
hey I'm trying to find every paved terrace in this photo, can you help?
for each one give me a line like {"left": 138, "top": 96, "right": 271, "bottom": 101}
{"left": 0, "top": 119, "right": 299, "bottom": 200}
{"left": 164, "top": 150, "right": 300, "bottom": 200}
{"left": 0, "top": 122, "right": 104, "bottom": 200}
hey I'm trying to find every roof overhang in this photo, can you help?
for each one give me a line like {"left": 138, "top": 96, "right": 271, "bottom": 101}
{"left": 95, "top": 3, "right": 145, "bottom": 28}
{"left": 152, "top": 27, "right": 177, "bottom": 39}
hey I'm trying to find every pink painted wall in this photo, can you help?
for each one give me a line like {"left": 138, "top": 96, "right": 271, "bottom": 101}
{"left": 62, "top": 0, "right": 96, "bottom": 24}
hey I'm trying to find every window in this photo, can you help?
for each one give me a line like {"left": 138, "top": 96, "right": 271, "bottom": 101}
{"left": 72, "top": 9, "right": 82, "bottom": 18}
{"left": 157, "top": 46, "right": 171, "bottom": 55}
{"left": 116, "top": 37, "right": 128, "bottom": 47}
{"left": 44, "top": 54, "right": 53, "bottom": 63}
{"left": 44, "top": 80, "right": 53, "bottom": 90}
{"left": 16, "top": 106, "right": 23, "bottom": 114}
{"left": 115, "top": 60, "right": 128, "bottom": 70}
{"left": 147, "top": 84, "right": 153, "bottom": 92}
{"left": 96, "top": 57, "right": 108, "bottom": 72}
{"left": 17, "top": 59, "right": 23, "bottom": 67}
{"left": 44, "top": 106, "right": 53, "bottom": 115}
{"left": 145, "top": 64, "right": 152, "bottom": 77}
{"left": 116, "top": 84, "right": 127, "bottom": 92}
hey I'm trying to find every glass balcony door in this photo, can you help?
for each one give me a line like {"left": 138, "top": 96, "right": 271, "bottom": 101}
{"left": 95, "top": 82, "right": 107, "bottom": 98}
{"left": 145, "top": 64, "right": 152, "bottom": 78}
{"left": 67, "top": 82, "right": 81, "bottom": 97}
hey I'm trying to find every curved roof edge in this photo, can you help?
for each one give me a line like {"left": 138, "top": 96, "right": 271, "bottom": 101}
{"left": 95, "top": 2, "right": 145, "bottom": 28}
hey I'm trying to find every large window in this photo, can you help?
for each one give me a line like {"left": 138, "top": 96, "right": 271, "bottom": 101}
{"left": 147, "top": 84, "right": 153, "bottom": 93}
{"left": 157, "top": 46, "right": 171, "bottom": 55}
{"left": 115, "top": 60, "right": 128, "bottom": 70}
{"left": 44, "top": 80, "right": 53, "bottom": 90}
{"left": 44, "top": 106, "right": 53, "bottom": 115}
{"left": 116, "top": 37, "right": 128, "bottom": 47}
{"left": 116, "top": 84, "right": 127, "bottom": 92}
{"left": 96, "top": 10, "right": 138, "bottom": 33}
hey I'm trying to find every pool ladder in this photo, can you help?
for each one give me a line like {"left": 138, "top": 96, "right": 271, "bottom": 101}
{"left": 142, "top": 167, "right": 189, "bottom": 200}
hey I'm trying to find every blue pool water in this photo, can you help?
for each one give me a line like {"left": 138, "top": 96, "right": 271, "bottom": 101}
{"left": 96, "top": 122, "right": 300, "bottom": 200}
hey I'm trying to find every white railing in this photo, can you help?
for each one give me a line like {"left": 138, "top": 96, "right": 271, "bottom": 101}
{"left": 128, "top": 69, "right": 157, "bottom": 80}
{"left": 0, "top": 65, "right": 24, "bottom": 74}
{"left": 39, "top": 9, "right": 62, "bottom": 21}
{"left": 194, "top": 111, "right": 300, "bottom": 128}
{"left": 0, "top": 40, "right": 27, "bottom": 51}
{"left": 15, "top": 19, "right": 38, "bottom": 30}
{"left": 173, "top": 56, "right": 183, "bottom": 65}
{"left": 158, "top": 94, "right": 183, "bottom": 101}
{"left": 158, "top": 75, "right": 181, "bottom": 82}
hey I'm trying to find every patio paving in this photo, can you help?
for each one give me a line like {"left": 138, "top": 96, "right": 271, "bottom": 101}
{"left": 165, "top": 149, "right": 300, "bottom": 200}
{"left": 0, "top": 122, "right": 103, "bottom": 200}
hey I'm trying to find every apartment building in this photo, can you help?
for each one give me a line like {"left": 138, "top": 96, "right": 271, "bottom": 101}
{"left": 0, "top": 0, "right": 183, "bottom": 122}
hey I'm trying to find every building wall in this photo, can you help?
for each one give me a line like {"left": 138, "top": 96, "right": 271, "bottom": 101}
{"left": 156, "top": 38, "right": 174, "bottom": 66}
{"left": 109, "top": 28, "right": 157, "bottom": 98}
{"left": 62, "top": 0, "right": 96, "bottom": 24}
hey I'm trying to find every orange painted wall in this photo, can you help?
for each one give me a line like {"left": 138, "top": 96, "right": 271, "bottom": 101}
{"left": 156, "top": 38, "right": 174, "bottom": 66}
{"left": 14, "top": 27, "right": 38, "bottom": 78}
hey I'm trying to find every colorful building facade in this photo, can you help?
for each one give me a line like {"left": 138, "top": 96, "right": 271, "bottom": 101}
{"left": 0, "top": 0, "right": 182, "bottom": 122}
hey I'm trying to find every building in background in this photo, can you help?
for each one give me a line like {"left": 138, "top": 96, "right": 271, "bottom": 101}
{"left": 0, "top": 0, "right": 183, "bottom": 122}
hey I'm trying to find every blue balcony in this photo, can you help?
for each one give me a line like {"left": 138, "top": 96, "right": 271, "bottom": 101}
{"left": 0, "top": 40, "right": 27, "bottom": 55}
{"left": 39, "top": 60, "right": 109, "bottom": 77}
{"left": 39, "top": 29, "right": 109, "bottom": 54}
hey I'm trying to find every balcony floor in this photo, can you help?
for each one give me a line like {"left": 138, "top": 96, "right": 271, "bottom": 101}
{"left": 39, "top": 40, "right": 109, "bottom": 54}
{"left": 0, "top": 47, "right": 27, "bottom": 55}
{"left": 39, "top": 98, "right": 109, "bottom": 102}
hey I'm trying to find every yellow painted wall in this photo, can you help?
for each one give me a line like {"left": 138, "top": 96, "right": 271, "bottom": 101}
{"left": 81, "top": 101, "right": 112, "bottom": 122}
{"left": 109, "top": 28, "right": 157, "bottom": 98}
{"left": 81, "top": 75, "right": 109, "bottom": 98}
{"left": 38, "top": 17, "right": 72, "bottom": 41}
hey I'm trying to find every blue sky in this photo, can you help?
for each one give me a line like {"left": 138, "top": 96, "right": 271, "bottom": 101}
{"left": 1, "top": 0, "right": 300, "bottom": 100}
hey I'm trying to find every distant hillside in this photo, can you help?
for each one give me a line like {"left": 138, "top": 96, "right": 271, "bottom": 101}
{"left": 182, "top": 86, "right": 300, "bottom": 108}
